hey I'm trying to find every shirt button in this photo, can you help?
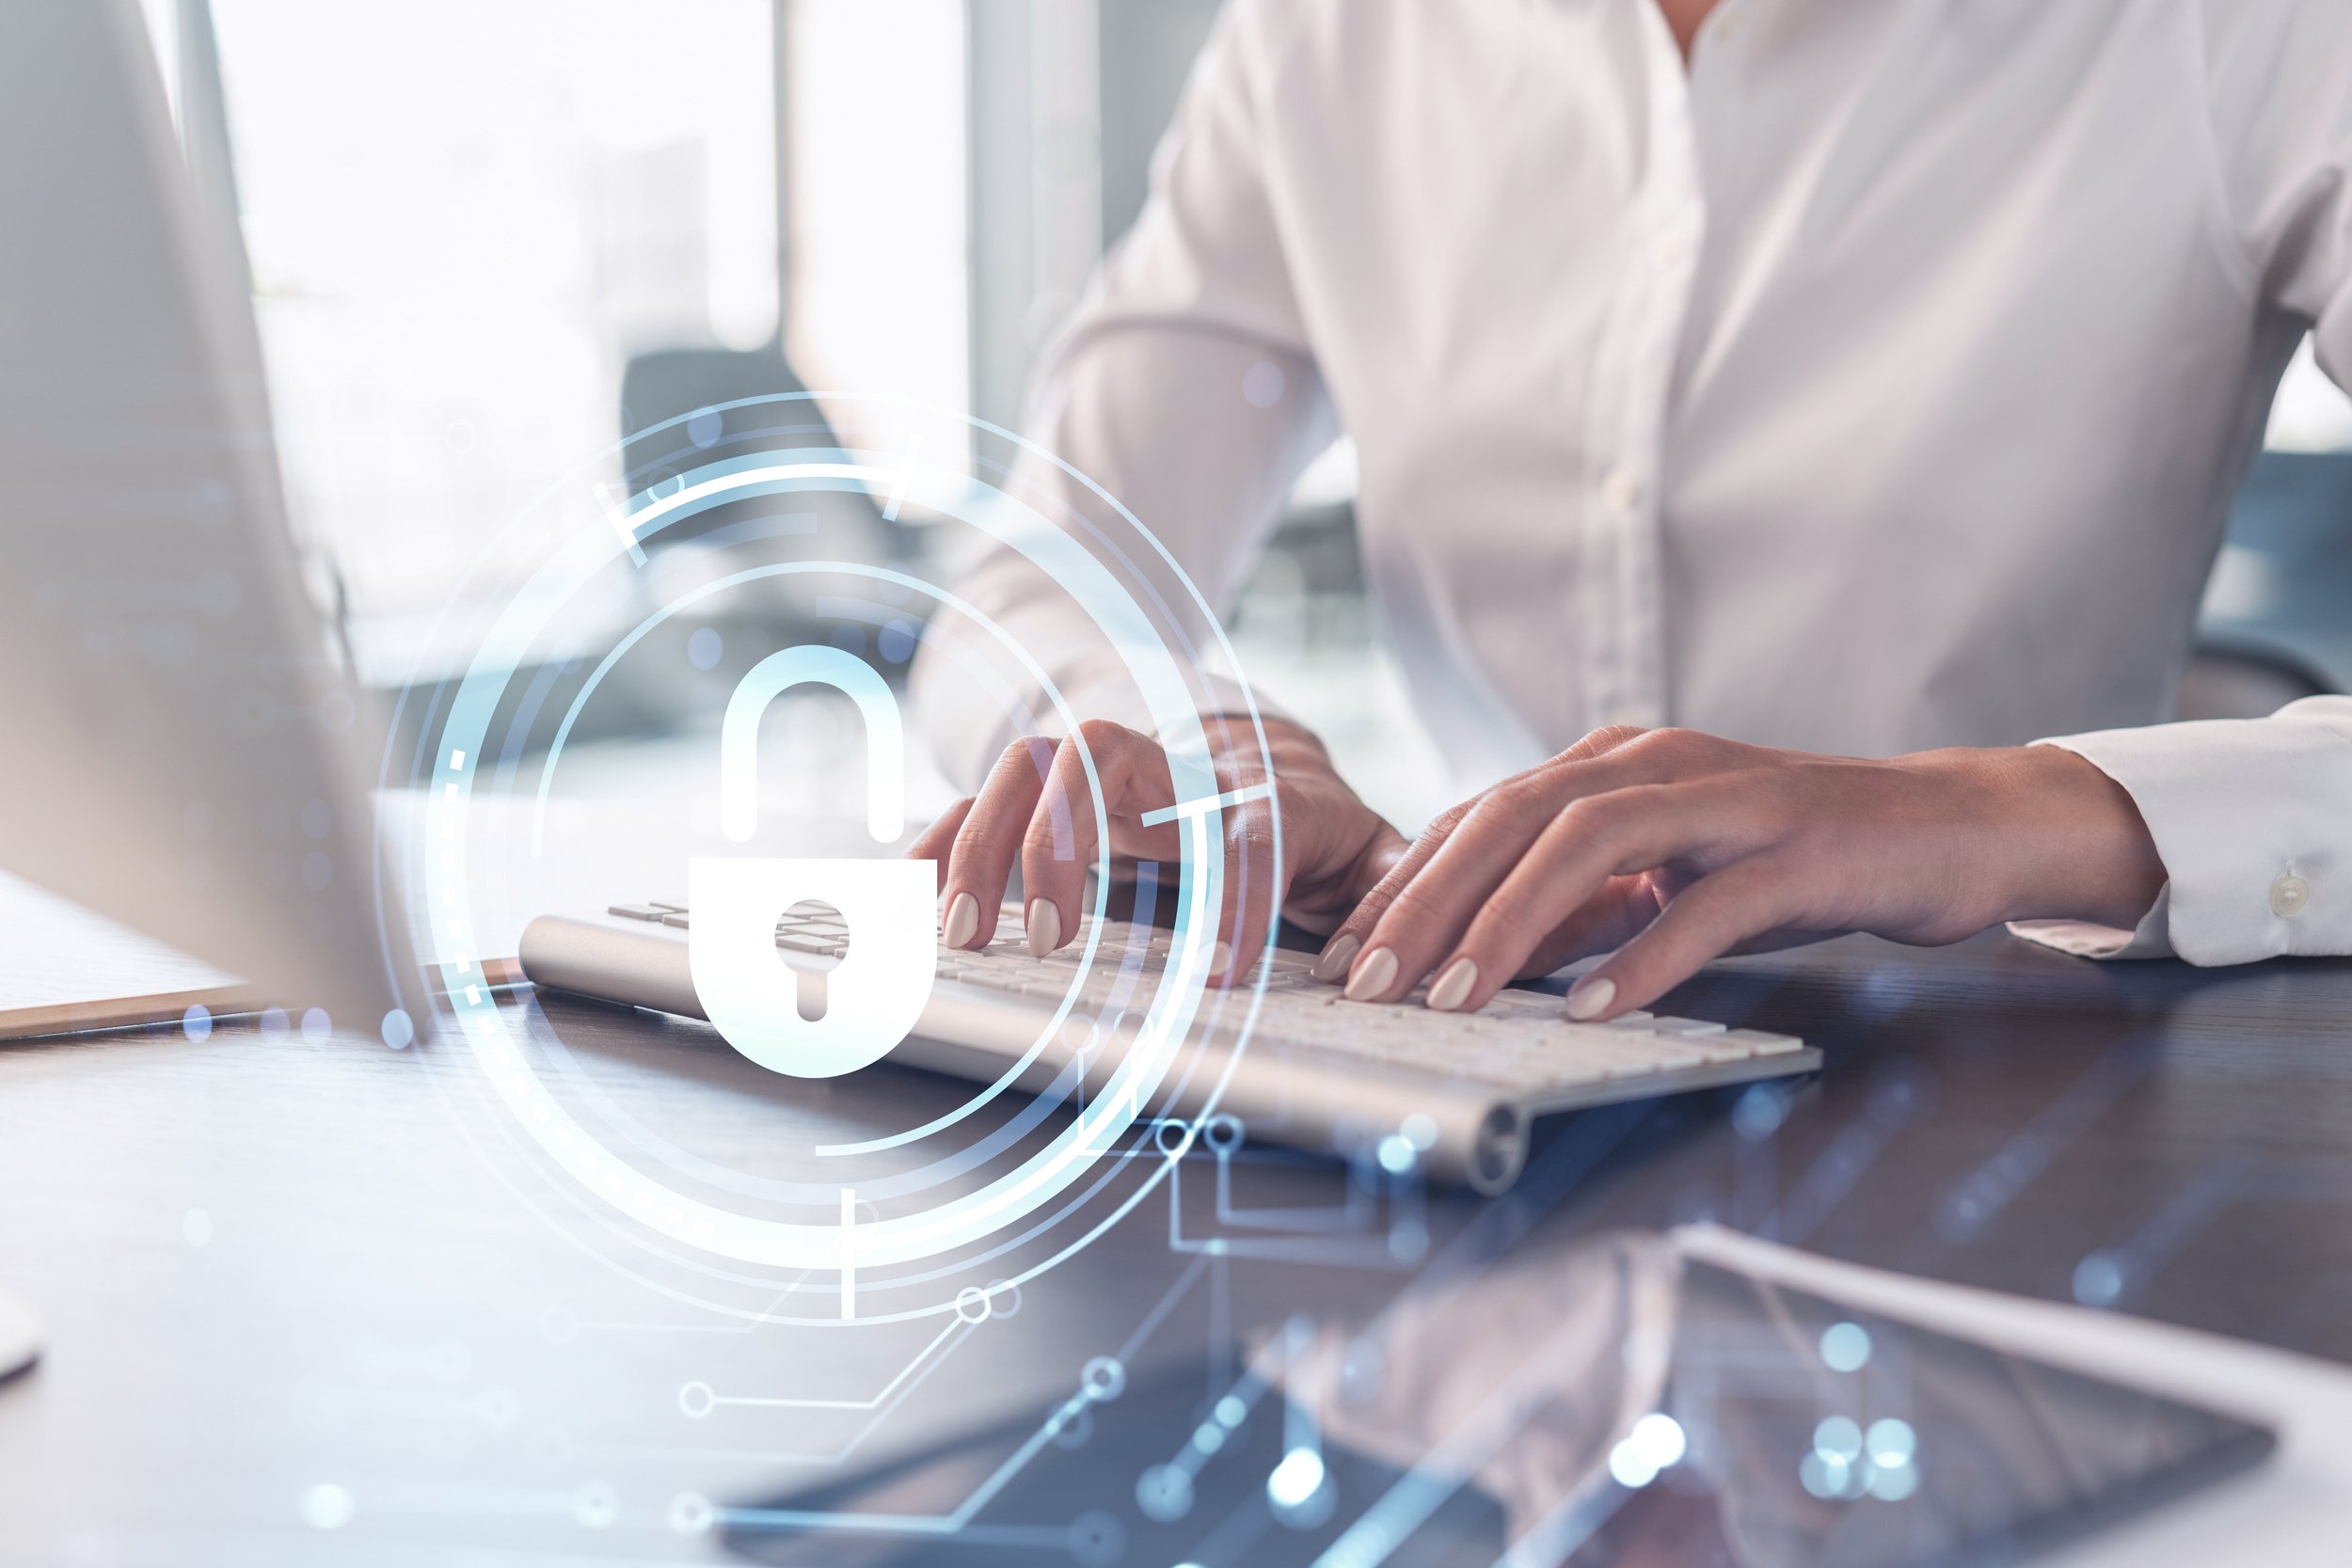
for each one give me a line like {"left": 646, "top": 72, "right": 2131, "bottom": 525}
{"left": 2271, "top": 874, "right": 2312, "bottom": 919}
{"left": 1601, "top": 469, "right": 1642, "bottom": 513}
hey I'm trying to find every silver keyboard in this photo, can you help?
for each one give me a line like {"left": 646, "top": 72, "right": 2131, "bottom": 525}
{"left": 517, "top": 899, "right": 1820, "bottom": 1193}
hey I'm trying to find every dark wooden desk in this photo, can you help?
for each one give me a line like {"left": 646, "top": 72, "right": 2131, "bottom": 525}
{"left": 5, "top": 929, "right": 2350, "bottom": 1562}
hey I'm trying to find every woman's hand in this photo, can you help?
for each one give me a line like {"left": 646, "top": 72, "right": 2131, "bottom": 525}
{"left": 909, "top": 716, "right": 1406, "bottom": 978}
{"left": 1318, "top": 727, "right": 2167, "bottom": 1020}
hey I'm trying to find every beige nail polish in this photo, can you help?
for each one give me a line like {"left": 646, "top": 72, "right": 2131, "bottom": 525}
{"left": 1025, "top": 897, "right": 1061, "bottom": 958}
{"left": 1344, "top": 945, "right": 1399, "bottom": 1002}
{"left": 1565, "top": 976, "right": 1616, "bottom": 1021}
{"left": 941, "top": 891, "right": 979, "bottom": 949}
{"left": 1208, "top": 941, "right": 1232, "bottom": 978}
{"left": 1311, "top": 931, "right": 1360, "bottom": 983}
{"left": 1427, "top": 957, "right": 1478, "bottom": 1013}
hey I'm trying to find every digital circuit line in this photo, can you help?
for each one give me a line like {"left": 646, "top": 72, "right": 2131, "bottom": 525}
{"left": 690, "top": 1316, "right": 967, "bottom": 1414}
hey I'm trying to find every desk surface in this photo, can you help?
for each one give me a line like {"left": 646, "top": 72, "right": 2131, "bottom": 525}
{"left": 5, "top": 927, "right": 2352, "bottom": 1563}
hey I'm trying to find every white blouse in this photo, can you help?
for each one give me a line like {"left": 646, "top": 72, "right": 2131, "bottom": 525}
{"left": 913, "top": 0, "right": 2352, "bottom": 967}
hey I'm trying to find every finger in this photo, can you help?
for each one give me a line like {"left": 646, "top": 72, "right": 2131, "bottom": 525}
{"left": 940, "top": 736, "right": 1056, "bottom": 948}
{"left": 909, "top": 797, "right": 976, "bottom": 894}
{"left": 1209, "top": 798, "right": 1283, "bottom": 984}
{"left": 1308, "top": 802, "right": 1468, "bottom": 979}
{"left": 1348, "top": 741, "right": 1726, "bottom": 1003}
{"left": 1564, "top": 858, "right": 1800, "bottom": 1020}
{"left": 1427, "top": 779, "right": 1771, "bottom": 1011}
{"left": 1508, "top": 875, "right": 1669, "bottom": 981}
{"left": 1310, "top": 725, "right": 1666, "bottom": 984}
{"left": 1020, "top": 721, "right": 1184, "bottom": 955}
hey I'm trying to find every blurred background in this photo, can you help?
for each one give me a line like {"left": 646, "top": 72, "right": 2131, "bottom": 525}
{"left": 135, "top": 0, "right": 2352, "bottom": 834}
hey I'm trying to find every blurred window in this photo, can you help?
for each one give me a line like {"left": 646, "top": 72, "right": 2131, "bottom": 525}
{"left": 783, "top": 0, "right": 969, "bottom": 420}
{"left": 207, "top": 0, "right": 780, "bottom": 647}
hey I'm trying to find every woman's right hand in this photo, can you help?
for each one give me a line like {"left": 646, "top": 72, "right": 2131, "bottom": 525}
{"left": 909, "top": 716, "right": 1406, "bottom": 980}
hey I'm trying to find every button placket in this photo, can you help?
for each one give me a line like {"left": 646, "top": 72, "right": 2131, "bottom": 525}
{"left": 1573, "top": 0, "right": 1708, "bottom": 742}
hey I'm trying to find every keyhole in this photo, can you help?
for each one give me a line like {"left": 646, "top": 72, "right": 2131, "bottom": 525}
{"left": 778, "top": 898, "right": 849, "bottom": 1022}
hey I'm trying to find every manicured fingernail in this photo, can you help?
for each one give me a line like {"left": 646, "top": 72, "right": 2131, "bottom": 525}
{"left": 1427, "top": 957, "right": 1478, "bottom": 1013}
{"left": 1025, "top": 898, "right": 1061, "bottom": 957}
{"left": 942, "top": 892, "right": 979, "bottom": 948}
{"left": 1344, "top": 945, "right": 1399, "bottom": 1002}
{"left": 1208, "top": 941, "right": 1232, "bottom": 978}
{"left": 1311, "top": 931, "right": 1360, "bottom": 983}
{"left": 1565, "top": 976, "right": 1616, "bottom": 1021}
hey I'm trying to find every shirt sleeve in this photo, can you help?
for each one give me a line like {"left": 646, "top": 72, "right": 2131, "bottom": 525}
{"left": 910, "top": 0, "right": 1335, "bottom": 791}
{"left": 2009, "top": 697, "right": 2352, "bottom": 964}
{"left": 2026, "top": 11, "right": 2352, "bottom": 963}
{"left": 2201, "top": 0, "right": 2352, "bottom": 377}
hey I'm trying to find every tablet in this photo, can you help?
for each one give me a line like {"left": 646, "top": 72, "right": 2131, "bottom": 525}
{"left": 721, "top": 1243, "right": 2273, "bottom": 1568}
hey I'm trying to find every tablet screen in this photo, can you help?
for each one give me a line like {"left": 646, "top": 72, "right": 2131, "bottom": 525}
{"left": 721, "top": 1237, "right": 2271, "bottom": 1568}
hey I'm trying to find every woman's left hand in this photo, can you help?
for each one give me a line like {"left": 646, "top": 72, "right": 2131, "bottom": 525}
{"left": 1315, "top": 727, "right": 2168, "bottom": 1020}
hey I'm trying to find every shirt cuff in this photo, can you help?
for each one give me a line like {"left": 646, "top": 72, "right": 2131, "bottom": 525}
{"left": 2013, "top": 703, "right": 2352, "bottom": 966}
{"left": 2008, "top": 885, "right": 2174, "bottom": 960}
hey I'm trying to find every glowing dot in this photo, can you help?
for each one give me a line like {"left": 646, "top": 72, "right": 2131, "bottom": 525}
{"left": 686, "top": 409, "right": 723, "bottom": 448}
{"left": 879, "top": 619, "right": 917, "bottom": 663}
{"left": 1376, "top": 1134, "right": 1416, "bottom": 1175}
{"left": 299, "top": 1482, "right": 356, "bottom": 1529}
{"left": 1629, "top": 1412, "right": 1686, "bottom": 1468}
{"left": 380, "top": 1009, "right": 414, "bottom": 1049}
{"left": 1136, "top": 1464, "right": 1193, "bottom": 1522}
{"left": 1799, "top": 1451, "right": 1847, "bottom": 1500}
{"left": 1820, "top": 1322, "right": 1872, "bottom": 1371}
{"left": 668, "top": 1493, "right": 714, "bottom": 1535}
{"left": 1266, "top": 1447, "right": 1325, "bottom": 1509}
{"left": 300, "top": 1007, "right": 331, "bottom": 1043}
{"left": 686, "top": 626, "right": 723, "bottom": 671}
{"left": 1869, "top": 1460, "right": 1920, "bottom": 1501}
{"left": 182, "top": 1207, "right": 213, "bottom": 1246}
{"left": 1814, "top": 1416, "right": 1863, "bottom": 1463}
{"left": 258, "top": 1007, "right": 290, "bottom": 1040}
{"left": 1216, "top": 1394, "right": 1247, "bottom": 1427}
{"left": 182, "top": 1005, "right": 213, "bottom": 1041}
{"left": 2074, "top": 1253, "right": 2124, "bottom": 1307}
{"left": 1608, "top": 1440, "right": 1658, "bottom": 1489}
{"left": 1242, "top": 361, "right": 1286, "bottom": 408}
{"left": 1081, "top": 1355, "right": 1125, "bottom": 1402}
{"left": 573, "top": 1481, "right": 617, "bottom": 1528}
{"left": 1867, "top": 1418, "right": 1916, "bottom": 1467}
{"left": 1192, "top": 1421, "right": 1225, "bottom": 1454}
{"left": 1733, "top": 1084, "right": 1788, "bottom": 1140}
{"left": 1400, "top": 1113, "right": 1438, "bottom": 1149}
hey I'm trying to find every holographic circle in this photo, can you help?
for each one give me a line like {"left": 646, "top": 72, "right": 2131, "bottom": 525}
{"left": 403, "top": 396, "right": 1287, "bottom": 1322}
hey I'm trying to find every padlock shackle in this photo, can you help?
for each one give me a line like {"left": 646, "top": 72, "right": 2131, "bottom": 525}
{"left": 721, "top": 645, "right": 905, "bottom": 845}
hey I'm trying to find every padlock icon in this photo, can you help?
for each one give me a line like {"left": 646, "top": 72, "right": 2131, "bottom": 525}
{"left": 689, "top": 644, "right": 935, "bottom": 1078}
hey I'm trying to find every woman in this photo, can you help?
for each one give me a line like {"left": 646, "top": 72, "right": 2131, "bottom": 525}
{"left": 909, "top": 0, "right": 2352, "bottom": 1019}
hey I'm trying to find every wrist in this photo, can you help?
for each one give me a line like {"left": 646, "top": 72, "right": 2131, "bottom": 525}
{"left": 1985, "top": 745, "right": 2168, "bottom": 930}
